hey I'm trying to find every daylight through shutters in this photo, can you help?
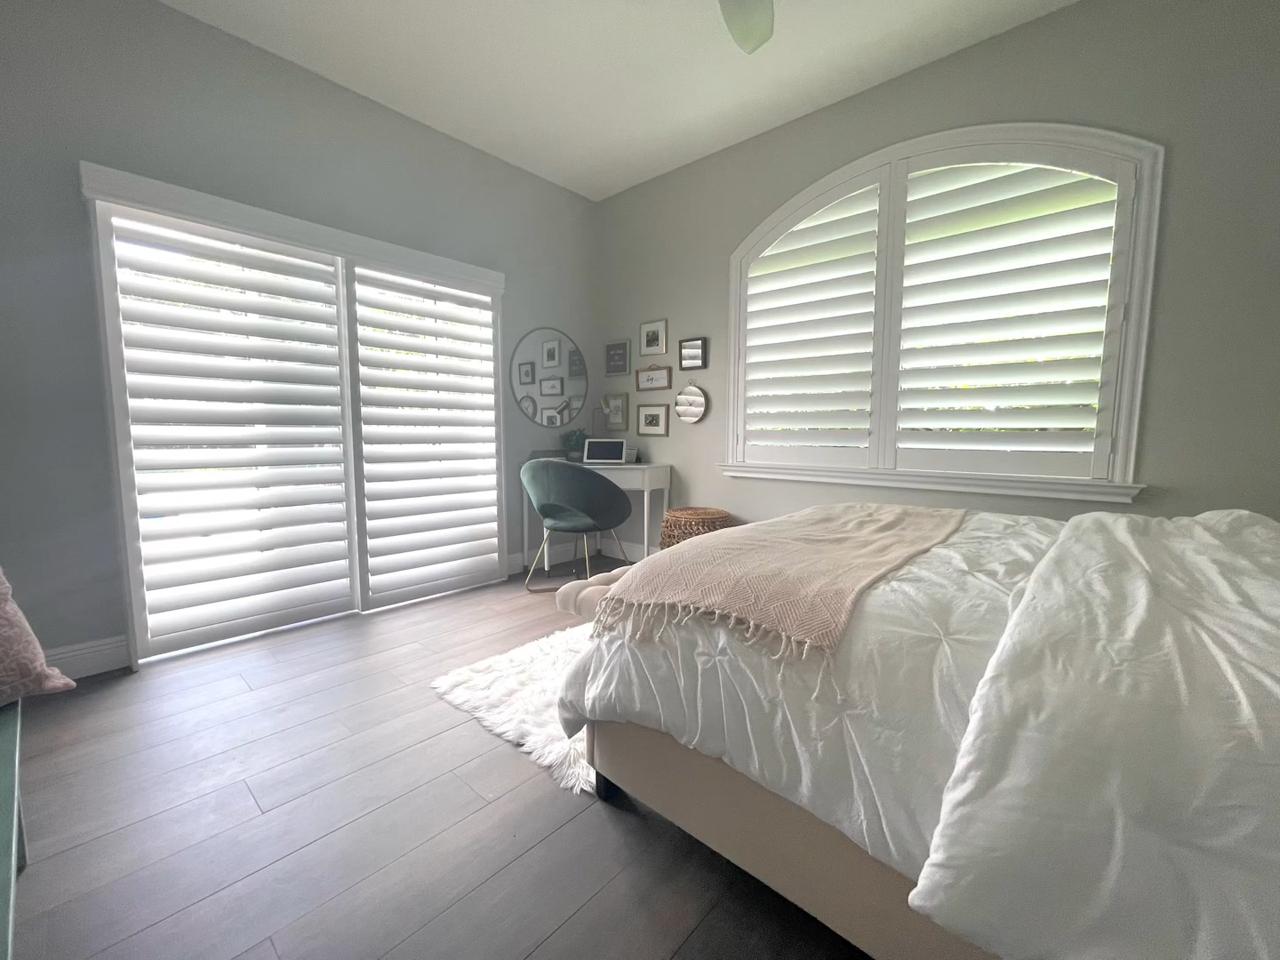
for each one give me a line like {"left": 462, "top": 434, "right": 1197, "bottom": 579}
{"left": 109, "top": 215, "right": 352, "bottom": 654}
{"left": 896, "top": 163, "right": 1118, "bottom": 477}
{"left": 353, "top": 267, "right": 502, "bottom": 605}
{"left": 729, "top": 127, "right": 1156, "bottom": 495}
{"left": 94, "top": 191, "right": 506, "bottom": 659}
{"left": 742, "top": 182, "right": 879, "bottom": 467}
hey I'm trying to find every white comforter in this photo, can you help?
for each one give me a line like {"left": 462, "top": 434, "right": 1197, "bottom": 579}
{"left": 560, "top": 510, "right": 1063, "bottom": 877}
{"left": 910, "top": 509, "right": 1280, "bottom": 960}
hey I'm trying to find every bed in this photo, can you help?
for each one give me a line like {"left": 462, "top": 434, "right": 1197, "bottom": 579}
{"left": 559, "top": 506, "right": 1280, "bottom": 960}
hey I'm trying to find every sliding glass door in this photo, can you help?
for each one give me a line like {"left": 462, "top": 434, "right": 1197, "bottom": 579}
{"left": 90, "top": 186, "right": 505, "bottom": 659}
{"left": 352, "top": 267, "right": 502, "bottom": 607}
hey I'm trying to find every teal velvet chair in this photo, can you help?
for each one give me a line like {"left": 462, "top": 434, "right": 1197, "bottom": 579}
{"left": 520, "top": 459, "right": 631, "bottom": 589}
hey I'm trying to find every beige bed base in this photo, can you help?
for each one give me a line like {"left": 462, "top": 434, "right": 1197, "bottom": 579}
{"left": 587, "top": 721, "right": 993, "bottom": 960}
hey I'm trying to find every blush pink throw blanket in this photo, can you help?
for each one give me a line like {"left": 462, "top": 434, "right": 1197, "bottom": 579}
{"left": 593, "top": 503, "right": 965, "bottom": 658}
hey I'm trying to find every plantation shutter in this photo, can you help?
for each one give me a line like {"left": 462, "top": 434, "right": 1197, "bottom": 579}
{"left": 108, "top": 214, "right": 353, "bottom": 655}
{"left": 353, "top": 267, "right": 502, "bottom": 606}
{"left": 895, "top": 163, "right": 1119, "bottom": 477}
{"left": 742, "top": 181, "right": 880, "bottom": 467}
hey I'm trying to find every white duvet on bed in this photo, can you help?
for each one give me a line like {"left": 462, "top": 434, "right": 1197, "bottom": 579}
{"left": 559, "top": 510, "right": 1062, "bottom": 877}
{"left": 910, "top": 509, "right": 1280, "bottom": 960}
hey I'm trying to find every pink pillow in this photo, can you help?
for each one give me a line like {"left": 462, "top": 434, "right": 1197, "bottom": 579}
{"left": 0, "top": 568, "right": 75, "bottom": 706}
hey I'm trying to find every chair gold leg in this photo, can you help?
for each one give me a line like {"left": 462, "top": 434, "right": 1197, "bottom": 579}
{"left": 525, "top": 531, "right": 551, "bottom": 590}
{"left": 610, "top": 528, "right": 629, "bottom": 564}
{"left": 583, "top": 535, "right": 591, "bottom": 580}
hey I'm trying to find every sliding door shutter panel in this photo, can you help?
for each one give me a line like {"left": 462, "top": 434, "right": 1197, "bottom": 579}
{"left": 742, "top": 181, "right": 880, "bottom": 467}
{"left": 88, "top": 164, "right": 510, "bottom": 660}
{"left": 108, "top": 214, "right": 354, "bottom": 655}
{"left": 353, "top": 267, "right": 502, "bottom": 606}
{"left": 895, "top": 163, "right": 1119, "bottom": 477}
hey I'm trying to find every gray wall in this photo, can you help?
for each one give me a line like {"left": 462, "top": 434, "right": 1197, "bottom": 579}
{"left": 593, "top": 0, "right": 1280, "bottom": 546}
{"left": 0, "top": 0, "right": 597, "bottom": 650}
{"left": 4, "top": 0, "right": 1278, "bottom": 654}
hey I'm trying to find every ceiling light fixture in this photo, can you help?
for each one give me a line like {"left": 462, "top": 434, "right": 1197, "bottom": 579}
{"left": 718, "top": 0, "right": 774, "bottom": 53}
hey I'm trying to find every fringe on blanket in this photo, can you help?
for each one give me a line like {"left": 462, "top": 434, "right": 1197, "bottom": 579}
{"left": 591, "top": 594, "right": 820, "bottom": 661}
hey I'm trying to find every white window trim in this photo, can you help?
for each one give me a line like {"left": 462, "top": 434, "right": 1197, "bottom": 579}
{"left": 81, "top": 162, "right": 508, "bottom": 663}
{"left": 723, "top": 123, "right": 1162, "bottom": 503}
{"left": 80, "top": 162, "right": 505, "bottom": 296}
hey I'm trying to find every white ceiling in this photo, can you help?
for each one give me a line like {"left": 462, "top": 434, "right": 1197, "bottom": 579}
{"left": 159, "top": 0, "right": 1079, "bottom": 200}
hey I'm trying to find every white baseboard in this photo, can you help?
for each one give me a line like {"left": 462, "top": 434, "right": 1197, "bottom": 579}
{"left": 505, "top": 536, "right": 649, "bottom": 576}
{"left": 44, "top": 542, "right": 650, "bottom": 678}
{"left": 45, "top": 540, "right": 651, "bottom": 677}
{"left": 45, "top": 634, "right": 132, "bottom": 680}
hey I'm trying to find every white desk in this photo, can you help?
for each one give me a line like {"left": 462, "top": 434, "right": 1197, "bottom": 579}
{"left": 521, "top": 462, "right": 672, "bottom": 570}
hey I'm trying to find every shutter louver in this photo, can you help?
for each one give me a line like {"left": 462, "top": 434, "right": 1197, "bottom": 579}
{"left": 353, "top": 267, "right": 502, "bottom": 605}
{"left": 109, "top": 215, "right": 353, "bottom": 654}
{"left": 743, "top": 182, "right": 879, "bottom": 466}
{"left": 896, "top": 163, "right": 1118, "bottom": 476}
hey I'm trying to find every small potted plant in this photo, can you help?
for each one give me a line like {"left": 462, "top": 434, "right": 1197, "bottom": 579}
{"left": 560, "top": 428, "right": 588, "bottom": 462}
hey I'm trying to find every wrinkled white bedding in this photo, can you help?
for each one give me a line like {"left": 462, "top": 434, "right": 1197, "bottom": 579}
{"left": 560, "top": 510, "right": 1063, "bottom": 877}
{"left": 910, "top": 509, "right": 1280, "bottom": 960}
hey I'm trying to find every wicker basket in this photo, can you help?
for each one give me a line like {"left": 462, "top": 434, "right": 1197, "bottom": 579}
{"left": 660, "top": 507, "right": 734, "bottom": 549}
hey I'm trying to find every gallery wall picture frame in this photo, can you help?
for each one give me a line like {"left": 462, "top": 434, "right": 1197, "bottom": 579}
{"left": 605, "top": 339, "right": 631, "bottom": 376}
{"left": 541, "top": 338, "right": 561, "bottom": 368}
{"left": 639, "top": 318, "right": 668, "bottom": 356}
{"left": 637, "top": 403, "right": 669, "bottom": 437}
{"left": 635, "top": 364, "right": 672, "bottom": 391}
{"left": 603, "top": 393, "right": 628, "bottom": 430}
{"left": 517, "top": 361, "right": 535, "bottom": 385}
{"left": 567, "top": 347, "right": 586, "bottom": 378}
{"left": 541, "top": 409, "right": 562, "bottom": 427}
{"left": 539, "top": 376, "right": 564, "bottom": 397}
{"left": 678, "top": 337, "right": 708, "bottom": 370}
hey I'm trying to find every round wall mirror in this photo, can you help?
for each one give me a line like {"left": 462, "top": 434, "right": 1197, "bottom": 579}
{"left": 509, "top": 327, "right": 587, "bottom": 427}
{"left": 674, "top": 384, "right": 708, "bottom": 423}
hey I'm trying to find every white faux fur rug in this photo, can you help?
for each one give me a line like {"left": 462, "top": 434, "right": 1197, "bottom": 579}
{"left": 431, "top": 623, "right": 597, "bottom": 793}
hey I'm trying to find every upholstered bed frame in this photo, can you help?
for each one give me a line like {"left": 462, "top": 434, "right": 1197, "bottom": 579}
{"left": 586, "top": 721, "right": 992, "bottom": 960}
{"left": 559, "top": 568, "right": 992, "bottom": 960}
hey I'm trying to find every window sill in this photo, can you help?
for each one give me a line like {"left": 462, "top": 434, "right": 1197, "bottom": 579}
{"left": 718, "top": 462, "right": 1144, "bottom": 503}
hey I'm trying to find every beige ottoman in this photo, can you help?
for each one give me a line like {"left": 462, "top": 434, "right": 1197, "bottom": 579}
{"left": 555, "top": 566, "right": 631, "bottom": 619}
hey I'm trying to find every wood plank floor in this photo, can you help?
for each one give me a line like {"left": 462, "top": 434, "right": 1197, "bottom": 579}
{"left": 17, "top": 561, "right": 867, "bottom": 960}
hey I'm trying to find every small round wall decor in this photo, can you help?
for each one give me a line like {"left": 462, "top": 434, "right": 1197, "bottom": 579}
{"left": 674, "top": 384, "right": 708, "bottom": 424}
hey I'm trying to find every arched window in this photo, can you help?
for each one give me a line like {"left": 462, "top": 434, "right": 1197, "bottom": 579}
{"left": 725, "top": 124, "right": 1161, "bottom": 501}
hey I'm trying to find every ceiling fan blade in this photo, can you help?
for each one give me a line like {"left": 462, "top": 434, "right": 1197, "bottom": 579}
{"left": 718, "top": 0, "right": 774, "bottom": 54}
